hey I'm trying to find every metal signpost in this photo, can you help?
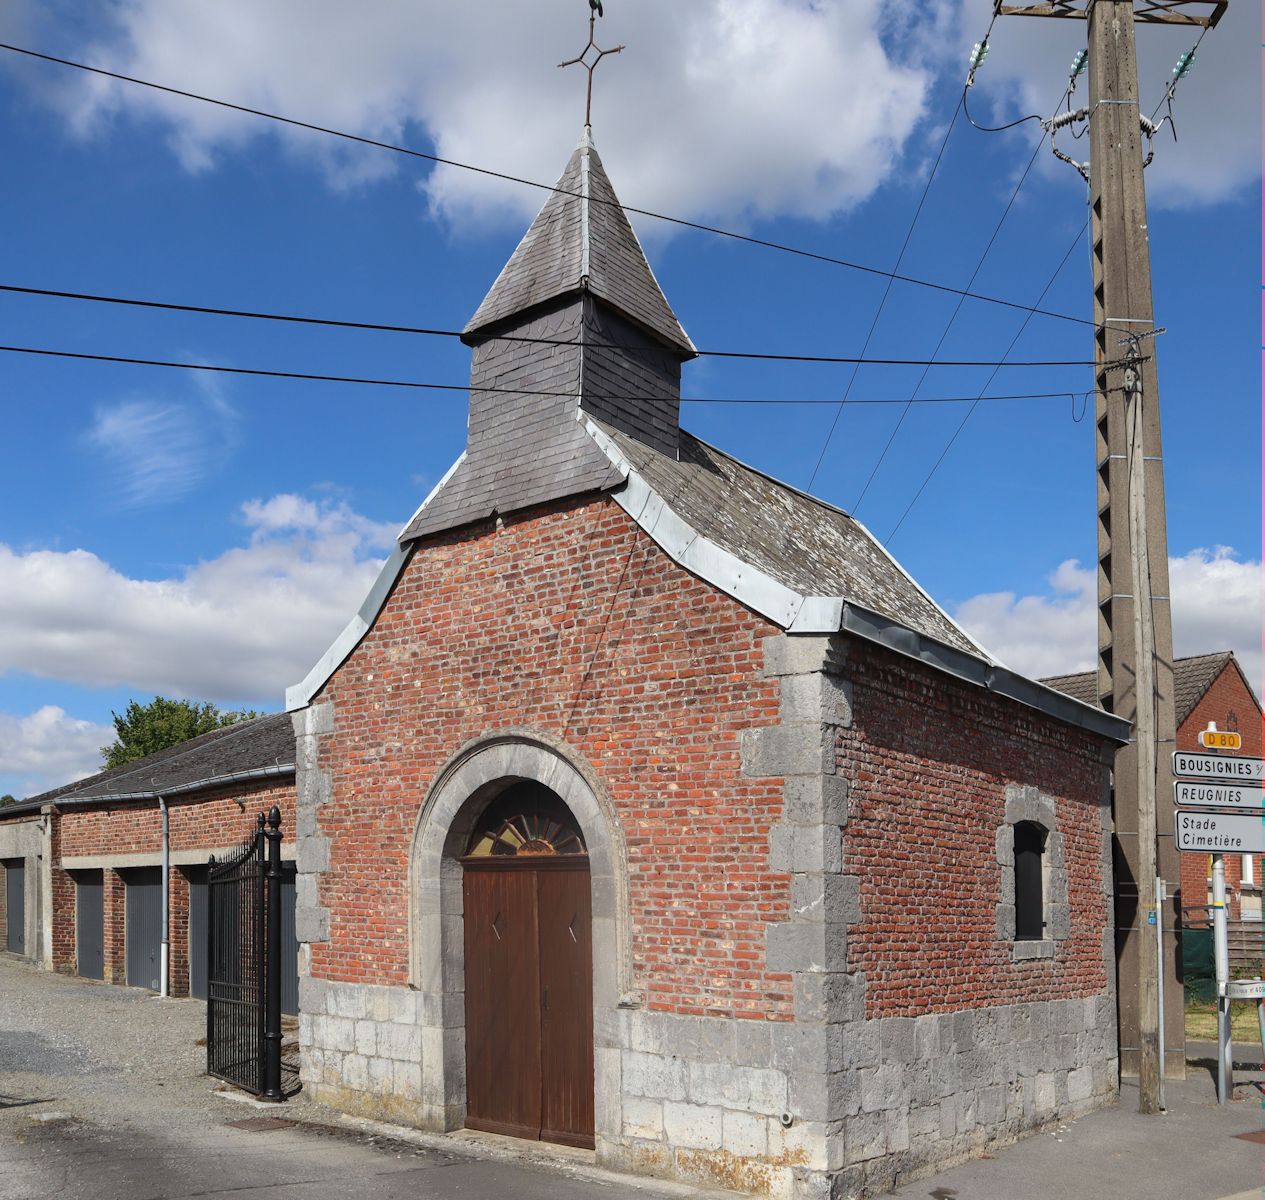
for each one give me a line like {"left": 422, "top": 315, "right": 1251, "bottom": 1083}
{"left": 1172, "top": 732, "right": 1265, "bottom": 1104}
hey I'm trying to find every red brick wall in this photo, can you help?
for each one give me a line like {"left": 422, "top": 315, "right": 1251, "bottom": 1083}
{"left": 57, "top": 782, "right": 296, "bottom": 859}
{"left": 1178, "top": 662, "right": 1263, "bottom": 917}
{"left": 170, "top": 869, "right": 192, "bottom": 995}
{"left": 840, "top": 643, "right": 1111, "bottom": 1018}
{"left": 104, "top": 870, "right": 126, "bottom": 984}
{"left": 52, "top": 780, "right": 295, "bottom": 992}
{"left": 311, "top": 497, "right": 790, "bottom": 1019}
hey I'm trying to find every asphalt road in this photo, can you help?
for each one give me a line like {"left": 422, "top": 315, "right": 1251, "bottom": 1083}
{"left": 0, "top": 958, "right": 718, "bottom": 1200}
{"left": 3, "top": 958, "right": 1264, "bottom": 1200}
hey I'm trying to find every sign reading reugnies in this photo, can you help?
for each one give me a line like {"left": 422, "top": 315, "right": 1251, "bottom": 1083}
{"left": 1175, "top": 810, "right": 1265, "bottom": 854}
{"left": 1174, "top": 780, "right": 1265, "bottom": 811}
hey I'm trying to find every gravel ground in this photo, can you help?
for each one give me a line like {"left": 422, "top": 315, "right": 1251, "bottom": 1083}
{"left": 0, "top": 956, "right": 313, "bottom": 1130}
{"left": 0, "top": 957, "right": 727, "bottom": 1200}
{"left": 5, "top": 958, "right": 1261, "bottom": 1200}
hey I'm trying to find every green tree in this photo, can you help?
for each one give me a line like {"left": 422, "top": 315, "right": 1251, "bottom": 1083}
{"left": 0, "top": 794, "right": 14, "bottom": 807}
{"left": 101, "top": 697, "right": 259, "bottom": 770}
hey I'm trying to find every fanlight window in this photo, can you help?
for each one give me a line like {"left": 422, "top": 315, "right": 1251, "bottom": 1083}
{"left": 465, "top": 782, "right": 586, "bottom": 858}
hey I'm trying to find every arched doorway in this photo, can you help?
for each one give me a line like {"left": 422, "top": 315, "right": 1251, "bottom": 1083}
{"left": 460, "top": 780, "right": 594, "bottom": 1149}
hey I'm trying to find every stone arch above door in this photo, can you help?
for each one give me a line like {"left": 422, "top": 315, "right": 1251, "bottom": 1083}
{"left": 407, "top": 731, "right": 632, "bottom": 1141}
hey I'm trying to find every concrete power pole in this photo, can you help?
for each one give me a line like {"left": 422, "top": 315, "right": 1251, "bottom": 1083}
{"left": 992, "top": 0, "right": 1227, "bottom": 1112}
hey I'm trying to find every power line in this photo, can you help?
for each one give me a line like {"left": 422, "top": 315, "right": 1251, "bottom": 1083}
{"left": 963, "top": 85, "right": 1046, "bottom": 134}
{"left": 0, "top": 40, "right": 1100, "bottom": 331}
{"left": 0, "top": 342, "right": 1094, "bottom": 409}
{"left": 0, "top": 283, "right": 1103, "bottom": 368}
{"left": 886, "top": 220, "right": 1089, "bottom": 543}
{"left": 804, "top": 94, "right": 964, "bottom": 491}
{"left": 852, "top": 81, "right": 1074, "bottom": 516}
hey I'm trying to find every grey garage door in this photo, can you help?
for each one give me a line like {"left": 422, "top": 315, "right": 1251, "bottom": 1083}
{"left": 124, "top": 867, "right": 162, "bottom": 991}
{"left": 281, "top": 865, "right": 298, "bottom": 1016}
{"left": 76, "top": 870, "right": 105, "bottom": 980}
{"left": 4, "top": 859, "right": 24, "bottom": 955}
{"left": 186, "top": 867, "right": 208, "bottom": 1000}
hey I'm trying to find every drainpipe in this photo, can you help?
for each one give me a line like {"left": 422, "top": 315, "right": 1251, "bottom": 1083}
{"left": 159, "top": 796, "right": 170, "bottom": 999}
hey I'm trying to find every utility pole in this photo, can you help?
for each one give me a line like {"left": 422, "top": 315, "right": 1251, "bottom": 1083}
{"left": 992, "top": 0, "right": 1227, "bottom": 1113}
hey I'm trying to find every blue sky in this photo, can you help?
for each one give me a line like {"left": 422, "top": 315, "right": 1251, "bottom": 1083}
{"left": 0, "top": 0, "right": 1259, "bottom": 796}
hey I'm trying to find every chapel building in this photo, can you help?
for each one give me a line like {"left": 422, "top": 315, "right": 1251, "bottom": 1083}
{"left": 285, "top": 130, "right": 1130, "bottom": 1198}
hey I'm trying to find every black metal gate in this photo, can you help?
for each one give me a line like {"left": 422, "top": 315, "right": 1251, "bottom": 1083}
{"left": 207, "top": 807, "right": 285, "bottom": 1101}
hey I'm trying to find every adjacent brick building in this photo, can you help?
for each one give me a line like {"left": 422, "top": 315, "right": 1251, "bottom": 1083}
{"left": 286, "top": 129, "right": 1130, "bottom": 1198}
{"left": 1045, "top": 652, "right": 1263, "bottom": 920}
{"left": 0, "top": 715, "right": 298, "bottom": 1002}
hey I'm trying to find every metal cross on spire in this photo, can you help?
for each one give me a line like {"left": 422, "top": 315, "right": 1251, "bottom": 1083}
{"left": 558, "top": 0, "right": 624, "bottom": 127}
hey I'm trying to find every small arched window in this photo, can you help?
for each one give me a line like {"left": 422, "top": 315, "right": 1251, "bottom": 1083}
{"left": 464, "top": 781, "right": 586, "bottom": 858}
{"left": 1014, "top": 821, "right": 1047, "bottom": 941}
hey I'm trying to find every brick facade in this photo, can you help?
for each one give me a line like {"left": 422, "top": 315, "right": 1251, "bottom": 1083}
{"left": 307, "top": 497, "right": 786, "bottom": 1017}
{"left": 295, "top": 493, "right": 1119, "bottom": 1198}
{"left": 0, "top": 778, "right": 296, "bottom": 995}
{"left": 1177, "top": 660, "right": 1263, "bottom": 917}
{"left": 840, "top": 645, "right": 1110, "bottom": 1017}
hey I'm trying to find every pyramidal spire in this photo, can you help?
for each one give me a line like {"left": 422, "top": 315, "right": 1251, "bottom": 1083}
{"left": 401, "top": 132, "right": 694, "bottom": 544}
{"left": 463, "top": 129, "right": 695, "bottom": 357}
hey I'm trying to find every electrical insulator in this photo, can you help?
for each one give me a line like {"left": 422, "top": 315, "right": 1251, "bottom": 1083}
{"left": 1172, "top": 50, "right": 1195, "bottom": 79}
{"left": 969, "top": 40, "right": 990, "bottom": 70}
{"left": 1070, "top": 49, "right": 1088, "bottom": 78}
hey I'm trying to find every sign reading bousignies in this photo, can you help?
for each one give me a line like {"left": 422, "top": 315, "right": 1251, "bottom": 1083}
{"left": 1173, "top": 751, "right": 1265, "bottom": 783}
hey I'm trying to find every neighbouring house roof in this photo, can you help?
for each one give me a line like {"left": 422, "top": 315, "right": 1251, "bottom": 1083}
{"left": 463, "top": 128, "right": 695, "bottom": 356}
{"left": 1041, "top": 651, "right": 1260, "bottom": 726}
{"left": 5, "top": 713, "right": 295, "bottom": 816}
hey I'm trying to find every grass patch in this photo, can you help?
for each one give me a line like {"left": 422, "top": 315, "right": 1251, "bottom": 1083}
{"left": 1186, "top": 997, "right": 1265, "bottom": 1043}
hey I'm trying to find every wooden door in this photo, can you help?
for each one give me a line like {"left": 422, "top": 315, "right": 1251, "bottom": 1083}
{"left": 464, "top": 864, "right": 542, "bottom": 1141}
{"left": 462, "top": 860, "right": 593, "bottom": 1149}
{"left": 537, "top": 863, "right": 594, "bottom": 1148}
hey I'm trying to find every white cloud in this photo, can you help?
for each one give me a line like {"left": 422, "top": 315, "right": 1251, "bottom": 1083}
{"left": 0, "top": 494, "right": 398, "bottom": 705}
{"left": 88, "top": 376, "right": 238, "bottom": 506}
{"left": 952, "top": 547, "right": 1263, "bottom": 694}
{"left": 21, "top": 0, "right": 942, "bottom": 228}
{"left": 965, "top": 3, "right": 1260, "bottom": 209}
{"left": 0, "top": 706, "right": 114, "bottom": 799}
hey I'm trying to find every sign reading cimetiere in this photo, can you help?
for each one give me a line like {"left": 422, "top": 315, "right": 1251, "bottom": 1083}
{"left": 1173, "top": 752, "right": 1265, "bottom": 783}
{"left": 1175, "top": 810, "right": 1265, "bottom": 854}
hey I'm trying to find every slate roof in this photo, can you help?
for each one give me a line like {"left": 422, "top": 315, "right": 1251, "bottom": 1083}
{"left": 594, "top": 422, "right": 983, "bottom": 656}
{"left": 463, "top": 128, "right": 695, "bottom": 355}
{"left": 8, "top": 713, "right": 295, "bottom": 813}
{"left": 1041, "top": 652, "right": 1255, "bottom": 726}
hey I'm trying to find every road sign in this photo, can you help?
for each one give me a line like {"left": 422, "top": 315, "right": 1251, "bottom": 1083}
{"left": 1199, "top": 729, "right": 1243, "bottom": 750}
{"left": 1174, "top": 780, "right": 1265, "bottom": 811}
{"left": 1175, "top": 810, "right": 1265, "bottom": 854}
{"left": 1226, "top": 979, "right": 1265, "bottom": 1001}
{"left": 1173, "top": 751, "right": 1265, "bottom": 783}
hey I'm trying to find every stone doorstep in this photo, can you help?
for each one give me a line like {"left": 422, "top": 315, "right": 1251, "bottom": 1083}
{"left": 328, "top": 1113, "right": 744, "bottom": 1198}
